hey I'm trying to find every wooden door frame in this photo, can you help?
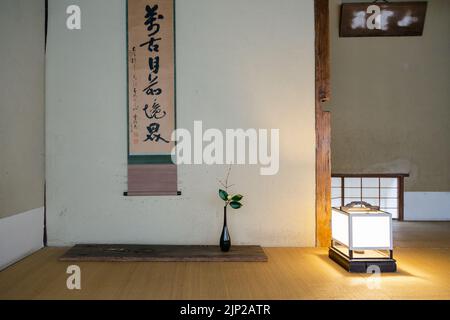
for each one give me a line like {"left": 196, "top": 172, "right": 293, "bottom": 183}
{"left": 315, "top": 0, "right": 332, "bottom": 247}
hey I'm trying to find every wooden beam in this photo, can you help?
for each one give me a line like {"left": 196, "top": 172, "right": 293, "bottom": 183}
{"left": 315, "top": 0, "right": 331, "bottom": 103}
{"left": 315, "top": 0, "right": 332, "bottom": 247}
{"left": 332, "top": 173, "right": 410, "bottom": 178}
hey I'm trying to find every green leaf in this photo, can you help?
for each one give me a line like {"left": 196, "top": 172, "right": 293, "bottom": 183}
{"left": 231, "top": 194, "right": 243, "bottom": 202}
{"left": 230, "top": 201, "right": 243, "bottom": 209}
{"left": 219, "top": 189, "right": 228, "bottom": 201}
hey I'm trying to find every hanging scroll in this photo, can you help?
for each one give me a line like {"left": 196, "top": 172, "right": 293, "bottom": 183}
{"left": 340, "top": 2, "right": 428, "bottom": 37}
{"left": 126, "top": 0, "right": 177, "bottom": 196}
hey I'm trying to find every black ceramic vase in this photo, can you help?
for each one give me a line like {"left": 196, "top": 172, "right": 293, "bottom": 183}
{"left": 220, "top": 206, "right": 231, "bottom": 252}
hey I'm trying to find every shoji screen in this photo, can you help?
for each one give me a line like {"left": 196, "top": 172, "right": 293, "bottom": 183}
{"left": 331, "top": 175, "right": 408, "bottom": 220}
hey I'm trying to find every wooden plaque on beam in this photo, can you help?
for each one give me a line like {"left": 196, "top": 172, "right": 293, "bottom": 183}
{"left": 340, "top": 2, "right": 428, "bottom": 37}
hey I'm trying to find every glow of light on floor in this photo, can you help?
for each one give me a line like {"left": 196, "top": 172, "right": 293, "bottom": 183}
{"left": 349, "top": 258, "right": 431, "bottom": 289}
{"left": 309, "top": 249, "right": 434, "bottom": 290}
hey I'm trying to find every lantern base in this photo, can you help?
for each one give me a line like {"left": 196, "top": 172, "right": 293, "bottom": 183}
{"left": 329, "top": 247, "right": 397, "bottom": 273}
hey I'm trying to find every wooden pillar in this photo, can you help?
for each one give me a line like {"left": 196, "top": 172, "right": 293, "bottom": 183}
{"left": 315, "top": 0, "right": 332, "bottom": 247}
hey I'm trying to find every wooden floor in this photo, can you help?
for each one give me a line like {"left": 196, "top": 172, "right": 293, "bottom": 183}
{"left": 0, "top": 222, "right": 449, "bottom": 300}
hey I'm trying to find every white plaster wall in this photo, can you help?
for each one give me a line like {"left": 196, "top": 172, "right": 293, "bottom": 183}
{"left": 327, "top": 0, "right": 450, "bottom": 193}
{"left": 405, "top": 192, "right": 450, "bottom": 221}
{"left": 46, "top": 0, "right": 316, "bottom": 246}
{"left": 0, "top": 0, "right": 45, "bottom": 219}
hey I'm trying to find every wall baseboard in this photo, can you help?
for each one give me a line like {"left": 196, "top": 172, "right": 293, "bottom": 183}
{"left": 405, "top": 192, "right": 450, "bottom": 221}
{"left": 0, "top": 207, "right": 44, "bottom": 271}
